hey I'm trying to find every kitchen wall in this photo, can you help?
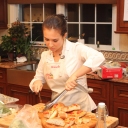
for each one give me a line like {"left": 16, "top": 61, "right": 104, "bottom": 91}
{"left": 120, "top": 34, "right": 128, "bottom": 52}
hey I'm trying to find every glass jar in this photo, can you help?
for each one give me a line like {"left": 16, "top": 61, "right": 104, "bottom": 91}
{"left": 95, "top": 102, "right": 108, "bottom": 128}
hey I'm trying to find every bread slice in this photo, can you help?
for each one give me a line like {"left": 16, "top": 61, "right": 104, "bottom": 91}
{"left": 49, "top": 110, "right": 58, "bottom": 119}
{"left": 75, "top": 117, "right": 83, "bottom": 125}
{"left": 64, "top": 117, "right": 75, "bottom": 128}
{"left": 46, "top": 117, "right": 65, "bottom": 126}
{"left": 52, "top": 102, "right": 65, "bottom": 111}
{"left": 64, "top": 104, "right": 81, "bottom": 112}
{"left": 69, "top": 110, "right": 87, "bottom": 118}
{"left": 82, "top": 117, "right": 91, "bottom": 124}
{"left": 58, "top": 111, "right": 68, "bottom": 119}
{"left": 43, "top": 110, "right": 55, "bottom": 118}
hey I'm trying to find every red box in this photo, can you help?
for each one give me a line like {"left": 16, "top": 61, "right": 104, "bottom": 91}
{"left": 98, "top": 66, "right": 122, "bottom": 79}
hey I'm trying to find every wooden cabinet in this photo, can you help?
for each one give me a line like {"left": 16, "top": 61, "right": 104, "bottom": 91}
{"left": 6, "top": 68, "right": 52, "bottom": 105}
{"left": 115, "top": 0, "right": 128, "bottom": 33}
{"left": 33, "top": 89, "right": 52, "bottom": 105}
{"left": 6, "top": 83, "right": 52, "bottom": 105}
{"left": 87, "top": 79, "right": 110, "bottom": 110}
{"left": 0, "top": 0, "right": 7, "bottom": 29}
{"left": 110, "top": 82, "right": 128, "bottom": 127}
{"left": 88, "top": 78, "right": 128, "bottom": 127}
{"left": 0, "top": 68, "right": 7, "bottom": 94}
{"left": 7, "top": 84, "right": 35, "bottom": 105}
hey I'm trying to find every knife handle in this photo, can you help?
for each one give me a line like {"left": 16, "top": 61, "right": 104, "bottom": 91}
{"left": 38, "top": 92, "right": 43, "bottom": 103}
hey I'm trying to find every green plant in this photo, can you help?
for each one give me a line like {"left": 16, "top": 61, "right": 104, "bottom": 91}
{"left": 0, "top": 35, "right": 13, "bottom": 52}
{"left": 0, "top": 20, "right": 33, "bottom": 59}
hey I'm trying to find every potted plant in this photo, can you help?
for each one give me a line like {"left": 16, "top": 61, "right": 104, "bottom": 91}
{"left": 0, "top": 20, "right": 33, "bottom": 61}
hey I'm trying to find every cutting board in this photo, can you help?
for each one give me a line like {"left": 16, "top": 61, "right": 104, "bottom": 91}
{"left": 0, "top": 103, "right": 119, "bottom": 128}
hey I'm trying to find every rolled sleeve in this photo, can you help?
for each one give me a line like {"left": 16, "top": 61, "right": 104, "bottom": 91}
{"left": 29, "top": 52, "right": 46, "bottom": 90}
{"left": 79, "top": 45, "right": 105, "bottom": 72}
{"left": 83, "top": 52, "right": 105, "bottom": 71}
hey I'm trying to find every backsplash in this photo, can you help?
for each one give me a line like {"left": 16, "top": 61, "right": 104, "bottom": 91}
{"left": 31, "top": 46, "right": 128, "bottom": 61}
{"left": 31, "top": 46, "right": 48, "bottom": 60}
{"left": 101, "top": 50, "right": 128, "bottom": 61}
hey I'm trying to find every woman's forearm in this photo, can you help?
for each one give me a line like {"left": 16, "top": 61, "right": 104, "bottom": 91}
{"left": 72, "top": 65, "right": 92, "bottom": 78}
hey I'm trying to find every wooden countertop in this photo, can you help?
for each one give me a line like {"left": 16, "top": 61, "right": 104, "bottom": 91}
{"left": 0, "top": 61, "right": 37, "bottom": 68}
{"left": 0, "top": 103, "right": 119, "bottom": 128}
{"left": 1, "top": 61, "right": 128, "bottom": 84}
{"left": 87, "top": 73, "right": 128, "bottom": 84}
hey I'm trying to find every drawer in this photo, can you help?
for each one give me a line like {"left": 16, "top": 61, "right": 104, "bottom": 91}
{"left": 0, "top": 68, "right": 6, "bottom": 82}
{"left": 88, "top": 79, "right": 110, "bottom": 99}
{"left": 113, "top": 83, "right": 128, "bottom": 102}
{"left": 7, "top": 69, "right": 35, "bottom": 86}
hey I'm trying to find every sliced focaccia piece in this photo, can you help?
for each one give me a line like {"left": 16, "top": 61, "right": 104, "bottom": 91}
{"left": 82, "top": 117, "right": 91, "bottom": 124}
{"left": 75, "top": 117, "right": 83, "bottom": 125}
{"left": 52, "top": 102, "right": 65, "bottom": 111}
{"left": 46, "top": 117, "right": 65, "bottom": 126}
{"left": 64, "top": 104, "right": 81, "bottom": 112}
{"left": 49, "top": 110, "right": 58, "bottom": 119}
{"left": 58, "top": 111, "right": 68, "bottom": 119}
{"left": 64, "top": 117, "right": 75, "bottom": 128}
{"left": 63, "top": 106, "right": 69, "bottom": 112}
{"left": 42, "top": 109, "right": 55, "bottom": 119}
{"left": 68, "top": 110, "right": 87, "bottom": 118}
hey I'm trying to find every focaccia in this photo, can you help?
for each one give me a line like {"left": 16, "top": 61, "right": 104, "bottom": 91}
{"left": 38, "top": 103, "right": 97, "bottom": 128}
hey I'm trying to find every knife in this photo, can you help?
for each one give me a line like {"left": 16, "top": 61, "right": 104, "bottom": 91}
{"left": 38, "top": 91, "right": 43, "bottom": 103}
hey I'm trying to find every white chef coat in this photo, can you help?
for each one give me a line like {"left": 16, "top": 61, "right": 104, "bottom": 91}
{"left": 29, "top": 39, "right": 105, "bottom": 111}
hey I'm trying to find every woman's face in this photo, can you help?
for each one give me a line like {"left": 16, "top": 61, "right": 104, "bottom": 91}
{"left": 43, "top": 28, "right": 66, "bottom": 52}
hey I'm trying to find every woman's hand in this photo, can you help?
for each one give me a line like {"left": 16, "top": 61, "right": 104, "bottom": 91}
{"left": 31, "top": 80, "right": 43, "bottom": 93}
{"left": 65, "top": 75, "right": 77, "bottom": 91}
{"left": 65, "top": 66, "right": 92, "bottom": 91}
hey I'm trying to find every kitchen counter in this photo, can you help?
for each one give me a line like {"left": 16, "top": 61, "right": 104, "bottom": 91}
{"left": 0, "top": 103, "right": 119, "bottom": 128}
{"left": 0, "top": 60, "right": 37, "bottom": 68}
{"left": 87, "top": 72, "right": 128, "bottom": 84}
{"left": 0, "top": 60, "right": 128, "bottom": 84}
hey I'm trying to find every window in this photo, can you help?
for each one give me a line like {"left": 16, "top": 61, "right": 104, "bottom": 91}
{"left": 19, "top": 4, "right": 56, "bottom": 42}
{"left": 8, "top": 3, "right": 119, "bottom": 51}
{"left": 66, "top": 4, "right": 118, "bottom": 50}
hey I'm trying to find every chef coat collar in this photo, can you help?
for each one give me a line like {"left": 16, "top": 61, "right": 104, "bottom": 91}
{"left": 48, "top": 39, "right": 69, "bottom": 56}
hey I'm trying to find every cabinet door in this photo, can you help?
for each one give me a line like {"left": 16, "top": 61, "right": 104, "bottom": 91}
{"left": 0, "top": 0, "right": 7, "bottom": 29}
{"left": 87, "top": 79, "right": 110, "bottom": 110}
{"left": 0, "top": 83, "right": 6, "bottom": 94}
{"left": 0, "top": 68, "right": 7, "bottom": 94}
{"left": 115, "top": 0, "right": 128, "bottom": 33}
{"left": 113, "top": 102, "right": 128, "bottom": 127}
{"left": 33, "top": 89, "right": 52, "bottom": 105}
{"left": 7, "top": 84, "right": 34, "bottom": 105}
{"left": 110, "top": 82, "right": 128, "bottom": 126}
{"left": 0, "top": 68, "right": 6, "bottom": 83}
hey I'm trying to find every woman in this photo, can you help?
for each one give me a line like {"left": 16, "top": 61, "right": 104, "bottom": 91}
{"left": 29, "top": 14, "right": 105, "bottom": 112}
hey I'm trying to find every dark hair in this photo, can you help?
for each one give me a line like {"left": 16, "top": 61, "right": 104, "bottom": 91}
{"left": 42, "top": 14, "right": 67, "bottom": 36}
